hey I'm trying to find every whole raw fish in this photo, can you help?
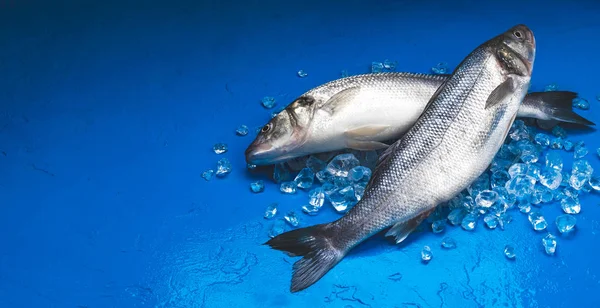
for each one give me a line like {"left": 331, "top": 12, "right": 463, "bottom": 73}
{"left": 246, "top": 73, "right": 590, "bottom": 166}
{"left": 265, "top": 24, "right": 536, "bottom": 292}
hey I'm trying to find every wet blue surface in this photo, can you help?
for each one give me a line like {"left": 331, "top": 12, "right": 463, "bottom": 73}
{"left": 1, "top": 0, "right": 599, "bottom": 307}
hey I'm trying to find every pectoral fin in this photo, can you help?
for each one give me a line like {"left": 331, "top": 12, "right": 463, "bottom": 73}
{"left": 385, "top": 208, "right": 435, "bottom": 244}
{"left": 485, "top": 78, "right": 514, "bottom": 109}
{"left": 322, "top": 87, "right": 361, "bottom": 115}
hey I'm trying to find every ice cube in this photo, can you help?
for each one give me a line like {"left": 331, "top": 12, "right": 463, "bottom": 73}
{"left": 550, "top": 137, "right": 563, "bottom": 149}
{"left": 528, "top": 211, "right": 548, "bottom": 231}
{"left": 297, "top": 70, "right": 308, "bottom": 78}
{"left": 542, "top": 234, "right": 557, "bottom": 255}
{"left": 306, "top": 156, "right": 327, "bottom": 173}
{"left": 268, "top": 219, "right": 286, "bottom": 238}
{"left": 308, "top": 187, "right": 325, "bottom": 208}
{"left": 421, "top": 246, "right": 433, "bottom": 262}
{"left": 461, "top": 213, "right": 478, "bottom": 231}
{"left": 328, "top": 186, "right": 357, "bottom": 212}
{"left": 574, "top": 142, "right": 589, "bottom": 159}
{"left": 545, "top": 83, "right": 558, "bottom": 91}
{"left": 316, "top": 170, "right": 333, "bottom": 184}
{"left": 484, "top": 214, "right": 498, "bottom": 229}
{"left": 280, "top": 182, "right": 297, "bottom": 194}
{"left": 468, "top": 174, "right": 490, "bottom": 196}
{"left": 534, "top": 133, "right": 550, "bottom": 147}
{"left": 572, "top": 97, "right": 589, "bottom": 110}
{"left": 589, "top": 176, "right": 600, "bottom": 191}
{"left": 250, "top": 180, "right": 265, "bottom": 193}
{"left": 508, "top": 163, "right": 528, "bottom": 178}
{"left": 552, "top": 126, "right": 567, "bottom": 138}
{"left": 518, "top": 200, "right": 531, "bottom": 213}
{"left": 497, "top": 213, "right": 513, "bottom": 230}
{"left": 216, "top": 158, "right": 232, "bottom": 177}
{"left": 555, "top": 214, "right": 576, "bottom": 234}
{"left": 202, "top": 170, "right": 214, "bottom": 181}
{"left": 264, "top": 203, "right": 278, "bottom": 219}
{"left": 539, "top": 168, "right": 562, "bottom": 190}
{"left": 569, "top": 172, "right": 589, "bottom": 190}
{"left": 509, "top": 120, "right": 529, "bottom": 141}
{"left": 545, "top": 151, "right": 563, "bottom": 171}
{"left": 491, "top": 170, "right": 510, "bottom": 189}
{"left": 475, "top": 190, "right": 499, "bottom": 210}
{"left": 573, "top": 159, "right": 593, "bottom": 175}
{"left": 504, "top": 245, "right": 516, "bottom": 259}
{"left": 383, "top": 59, "right": 397, "bottom": 71}
{"left": 432, "top": 220, "right": 445, "bottom": 233}
{"left": 441, "top": 237, "right": 457, "bottom": 249}
{"left": 284, "top": 211, "right": 300, "bottom": 227}
{"left": 273, "top": 163, "right": 292, "bottom": 183}
{"left": 354, "top": 184, "right": 365, "bottom": 201}
{"left": 431, "top": 62, "right": 448, "bottom": 74}
{"left": 294, "top": 168, "right": 315, "bottom": 189}
{"left": 301, "top": 205, "right": 320, "bottom": 215}
{"left": 560, "top": 196, "right": 581, "bottom": 214}
{"left": 371, "top": 62, "right": 384, "bottom": 73}
{"left": 286, "top": 156, "right": 309, "bottom": 172}
{"left": 447, "top": 208, "right": 466, "bottom": 225}
{"left": 505, "top": 174, "right": 536, "bottom": 198}
{"left": 213, "top": 143, "right": 228, "bottom": 154}
{"left": 261, "top": 96, "right": 276, "bottom": 109}
{"left": 563, "top": 140, "right": 574, "bottom": 151}
{"left": 236, "top": 125, "right": 249, "bottom": 136}
{"left": 326, "top": 153, "right": 360, "bottom": 177}
{"left": 349, "top": 166, "right": 372, "bottom": 185}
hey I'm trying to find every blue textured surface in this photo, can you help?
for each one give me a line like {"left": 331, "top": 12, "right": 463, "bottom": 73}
{"left": 1, "top": 1, "right": 599, "bottom": 307}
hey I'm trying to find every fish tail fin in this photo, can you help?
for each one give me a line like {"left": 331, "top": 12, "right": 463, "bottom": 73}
{"left": 532, "top": 91, "right": 595, "bottom": 126}
{"left": 264, "top": 223, "right": 344, "bottom": 293}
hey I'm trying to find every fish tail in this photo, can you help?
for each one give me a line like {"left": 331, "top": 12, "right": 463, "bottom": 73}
{"left": 533, "top": 91, "right": 595, "bottom": 126}
{"left": 264, "top": 223, "right": 344, "bottom": 293}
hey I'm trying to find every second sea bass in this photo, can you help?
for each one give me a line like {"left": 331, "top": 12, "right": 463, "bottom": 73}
{"left": 265, "top": 24, "right": 536, "bottom": 292}
{"left": 246, "top": 73, "right": 591, "bottom": 166}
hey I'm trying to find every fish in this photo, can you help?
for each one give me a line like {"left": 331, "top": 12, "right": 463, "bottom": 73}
{"left": 245, "top": 73, "right": 592, "bottom": 166}
{"left": 265, "top": 24, "right": 536, "bottom": 293}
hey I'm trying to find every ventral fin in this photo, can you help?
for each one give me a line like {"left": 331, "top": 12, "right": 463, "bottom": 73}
{"left": 485, "top": 78, "right": 514, "bottom": 109}
{"left": 346, "top": 139, "right": 389, "bottom": 151}
{"left": 344, "top": 124, "right": 391, "bottom": 140}
{"left": 322, "top": 87, "right": 361, "bottom": 114}
{"left": 385, "top": 208, "right": 435, "bottom": 244}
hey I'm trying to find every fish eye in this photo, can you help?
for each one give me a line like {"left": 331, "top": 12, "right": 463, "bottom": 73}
{"left": 261, "top": 123, "right": 272, "bottom": 133}
{"left": 513, "top": 30, "right": 523, "bottom": 39}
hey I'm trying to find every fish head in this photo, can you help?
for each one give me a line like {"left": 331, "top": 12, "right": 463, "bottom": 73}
{"left": 495, "top": 24, "right": 536, "bottom": 77}
{"left": 245, "top": 96, "right": 316, "bottom": 165}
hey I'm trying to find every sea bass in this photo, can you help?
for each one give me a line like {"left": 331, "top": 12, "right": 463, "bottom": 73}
{"left": 265, "top": 24, "right": 536, "bottom": 292}
{"left": 246, "top": 74, "right": 591, "bottom": 166}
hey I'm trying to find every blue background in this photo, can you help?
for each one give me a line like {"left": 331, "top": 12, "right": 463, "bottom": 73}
{"left": 1, "top": 0, "right": 599, "bottom": 307}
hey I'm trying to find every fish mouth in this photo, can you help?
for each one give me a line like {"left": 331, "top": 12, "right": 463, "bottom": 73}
{"left": 245, "top": 142, "right": 275, "bottom": 165}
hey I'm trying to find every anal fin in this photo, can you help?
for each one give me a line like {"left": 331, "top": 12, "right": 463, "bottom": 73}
{"left": 385, "top": 208, "right": 435, "bottom": 244}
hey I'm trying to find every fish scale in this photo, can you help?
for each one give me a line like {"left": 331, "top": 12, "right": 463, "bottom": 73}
{"left": 266, "top": 25, "right": 536, "bottom": 293}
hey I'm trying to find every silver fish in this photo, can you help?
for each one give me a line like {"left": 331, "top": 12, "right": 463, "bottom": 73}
{"left": 265, "top": 24, "right": 536, "bottom": 292}
{"left": 246, "top": 73, "right": 591, "bottom": 166}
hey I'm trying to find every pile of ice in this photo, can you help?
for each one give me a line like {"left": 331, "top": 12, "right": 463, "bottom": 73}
{"left": 263, "top": 119, "right": 599, "bottom": 257}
